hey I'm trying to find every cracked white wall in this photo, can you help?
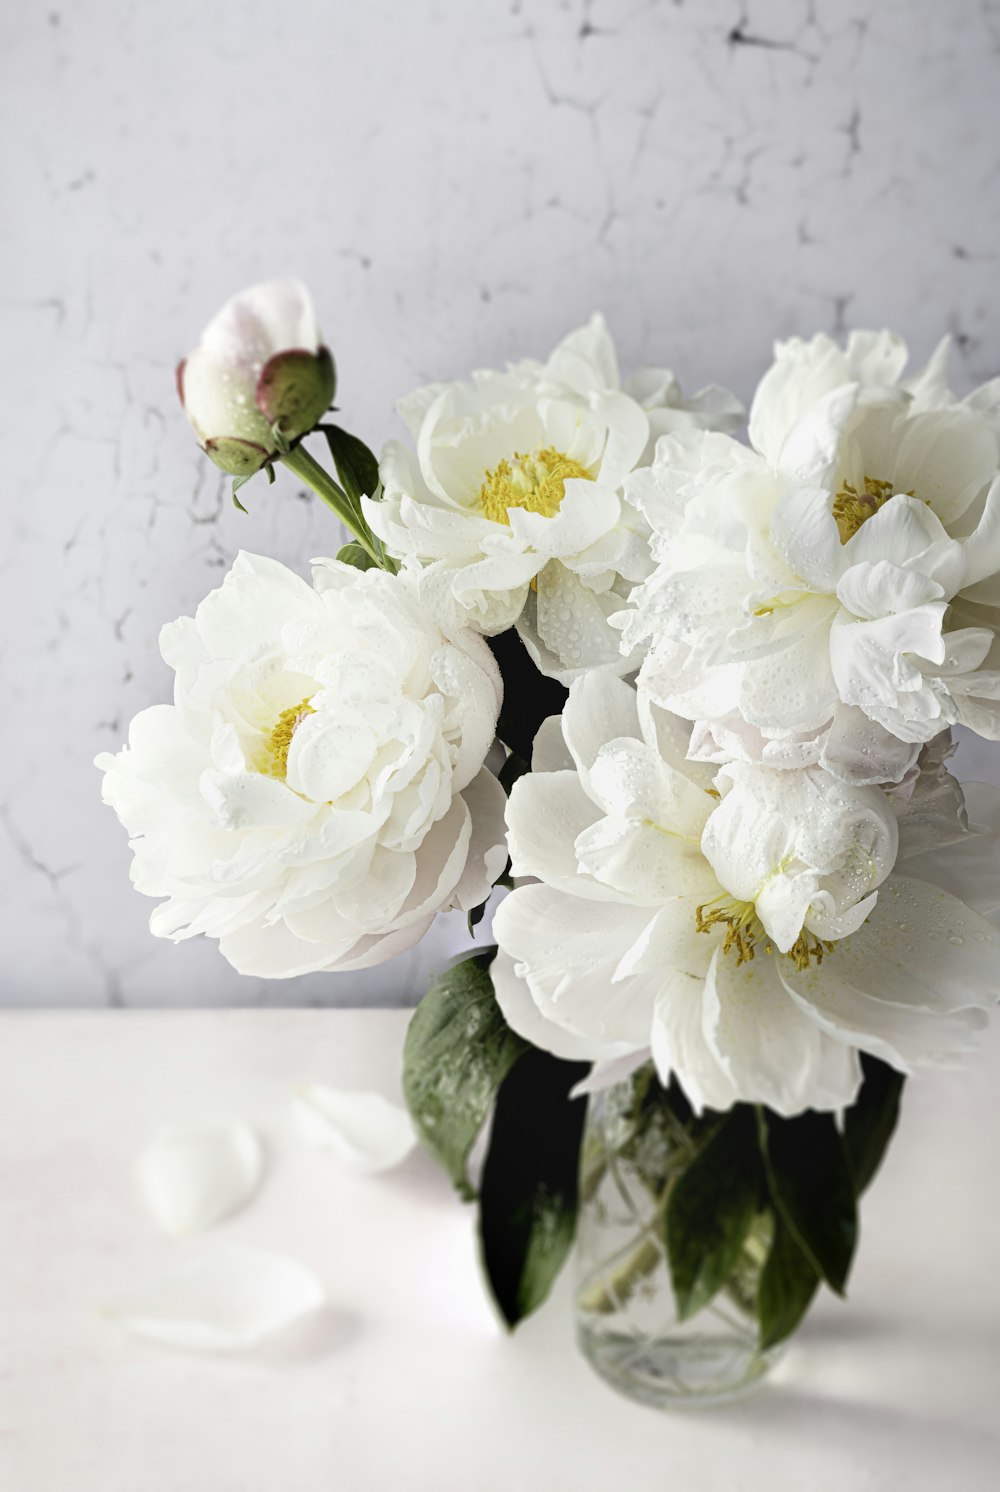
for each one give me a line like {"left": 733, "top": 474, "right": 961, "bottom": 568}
{"left": 4, "top": 0, "right": 999, "bottom": 1005}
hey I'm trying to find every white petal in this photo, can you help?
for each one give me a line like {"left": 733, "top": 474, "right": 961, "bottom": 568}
{"left": 493, "top": 883, "right": 657, "bottom": 1047}
{"left": 651, "top": 964, "right": 739, "bottom": 1113}
{"left": 449, "top": 768, "right": 509, "bottom": 913}
{"left": 702, "top": 949, "right": 856, "bottom": 1116}
{"left": 845, "top": 328, "right": 909, "bottom": 387}
{"left": 569, "top": 1049, "right": 652, "bottom": 1098}
{"left": 136, "top": 1122, "right": 263, "bottom": 1235}
{"left": 830, "top": 873, "right": 1000, "bottom": 1007}
{"left": 531, "top": 714, "right": 575, "bottom": 772}
{"left": 561, "top": 672, "right": 641, "bottom": 791}
{"left": 293, "top": 1085, "right": 416, "bottom": 1173}
{"left": 543, "top": 313, "right": 621, "bottom": 394}
{"left": 901, "top": 780, "right": 1000, "bottom": 915}
{"left": 105, "top": 1247, "right": 326, "bottom": 1351}
{"left": 491, "top": 950, "right": 635, "bottom": 1063}
{"left": 505, "top": 768, "right": 616, "bottom": 898}
{"left": 748, "top": 332, "right": 849, "bottom": 466}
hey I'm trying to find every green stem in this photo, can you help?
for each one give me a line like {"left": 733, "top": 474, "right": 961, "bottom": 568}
{"left": 280, "top": 443, "right": 382, "bottom": 565}
{"left": 577, "top": 1181, "right": 675, "bottom": 1315}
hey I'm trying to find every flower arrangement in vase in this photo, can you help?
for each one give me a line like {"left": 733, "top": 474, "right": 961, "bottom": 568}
{"left": 99, "top": 280, "right": 1000, "bottom": 1407}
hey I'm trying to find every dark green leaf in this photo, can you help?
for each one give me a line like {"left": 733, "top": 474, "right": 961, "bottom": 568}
{"left": 402, "top": 950, "right": 526, "bottom": 1200}
{"left": 498, "top": 750, "right": 529, "bottom": 796}
{"left": 758, "top": 1208, "right": 821, "bottom": 1349}
{"left": 336, "top": 541, "right": 378, "bottom": 572}
{"left": 466, "top": 898, "right": 488, "bottom": 937}
{"left": 487, "top": 630, "right": 567, "bottom": 762}
{"left": 478, "top": 1048, "right": 589, "bottom": 1328}
{"left": 844, "top": 1054, "right": 905, "bottom": 1195}
{"left": 321, "top": 423, "right": 381, "bottom": 507}
{"left": 665, "top": 1106, "right": 762, "bottom": 1321}
{"left": 758, "top": 1108, "right": 858, "bottom": 1296}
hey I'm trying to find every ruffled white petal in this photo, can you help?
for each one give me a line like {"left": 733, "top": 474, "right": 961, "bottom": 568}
{"left": 97, "top": 556, "right": 505, "bottom": 979}
{"left": 493, "top": 883, "right": 659, "bottom": 1047}
{"left": 366, "top": 318, "right": 740, "bottom": 675}
{"left": 491, "top": 950, "right": 636, "bottom": 1063}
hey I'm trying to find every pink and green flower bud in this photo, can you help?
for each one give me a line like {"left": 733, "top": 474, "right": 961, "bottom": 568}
{"left": 177, "top": 279, "right": 336, "bottom": 476}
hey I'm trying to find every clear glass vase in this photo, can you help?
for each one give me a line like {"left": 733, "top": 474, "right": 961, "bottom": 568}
{"left": 574, "top": 1067, "right": 786, "bottom": 1409}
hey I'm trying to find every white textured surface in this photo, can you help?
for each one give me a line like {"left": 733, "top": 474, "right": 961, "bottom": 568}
{"left": 4, "top": 0, "right": 1000, "bottom": 1005}
{"left": 1, "top": 1008, "right": 998, "bottom": 1490}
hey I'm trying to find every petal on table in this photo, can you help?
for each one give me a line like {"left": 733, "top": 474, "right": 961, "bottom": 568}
{"left": 293, "top": 1085, "right": 416, "bottom": 1173}
{"left": 137, "top": 1121, "right": 263, "bottom": 1236}
{"left": 105, "top": 1247, "right": 326, "bottom": 1352}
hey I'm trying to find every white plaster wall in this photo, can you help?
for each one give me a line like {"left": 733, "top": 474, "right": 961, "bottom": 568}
{"left": 4, "top": 0, "right": 999, "bottom": 1005}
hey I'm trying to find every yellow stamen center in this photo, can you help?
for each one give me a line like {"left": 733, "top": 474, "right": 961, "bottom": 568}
{"left": 696, "top": 896, "right": 769, "bottom": 965}
{"left": 832, "top": 474, "right": 914, "bottom": 543}
{"left": 265, "top": 697, "right": 315, "bottom": 779}
{"left": 694, "top": 895, "right": 834, "bottom": 970}
{"left": 478, "top": 446, "right": 594, "bottom": 525}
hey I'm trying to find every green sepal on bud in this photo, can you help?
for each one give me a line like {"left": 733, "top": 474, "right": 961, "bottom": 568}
{"left": 256, "top": 347, "right": 336, "bottom": 441}
{"left": 204, "top": 436, "right": 273, "bottom": 478}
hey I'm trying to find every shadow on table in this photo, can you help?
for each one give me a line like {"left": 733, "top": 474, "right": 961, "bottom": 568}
{"left": 711, "top": 1311, "right": 1000, "bottom": 1475}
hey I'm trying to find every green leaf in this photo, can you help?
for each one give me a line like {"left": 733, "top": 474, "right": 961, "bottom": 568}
{"left": 758, "top": 1108, "right": 858, "bottom": 1296}
{"left": 498, "top": 750, "right": 529, "bottom": 796}
{"left": 843, "top": 1054, "right": 905, "bottom": 1195}
{"left": 402, "top": 950, "right": 526, "bottom": 1200}
{"left": 478, "top": 1048, "right": 589, "bottom": 1328}
{"left": 336, "top": 541, "right": 378, "bottom": 572}
{"left": 758, "top": 1208, "right": 821, "bottom": 1349}
{"left": 321, "top": 423, "right": 381, "bottom": 508}
{"left": 466, "top": 898, "right": 488, "bottom": 938}
{"left": 665, "top": 1106, "right": 762, "bottom": 1321}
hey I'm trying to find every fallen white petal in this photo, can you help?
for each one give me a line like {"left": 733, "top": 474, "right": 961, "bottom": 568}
{"left": 105, "top": 1246, "right": 326, "bottom": 1351}
{"left": 137, "top": 1121, "right": 263, "bottom": 1235}
{"left": 293, "top": 1085, "right": 417, "bottom": 1174}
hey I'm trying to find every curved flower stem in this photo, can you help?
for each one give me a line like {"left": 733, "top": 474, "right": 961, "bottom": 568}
{"left": 280, "top": 443, "right": 382, "bottom": 566}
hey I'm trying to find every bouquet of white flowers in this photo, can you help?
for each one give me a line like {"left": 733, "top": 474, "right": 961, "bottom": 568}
{"left": 98, "top": 280, "right": 1000, "bottom": 1407}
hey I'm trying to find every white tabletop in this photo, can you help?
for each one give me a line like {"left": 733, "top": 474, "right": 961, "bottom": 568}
{"left": 1, "top": 1008, "right": 998, "bottom": 1491}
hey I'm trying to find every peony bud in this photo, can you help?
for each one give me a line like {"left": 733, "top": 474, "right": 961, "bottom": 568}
{"left": 177, "top": 280, "right": 335, "bottom": 476}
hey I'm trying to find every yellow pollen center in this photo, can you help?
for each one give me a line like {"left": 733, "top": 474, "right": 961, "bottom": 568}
{"left": 694, "top": 895, "right": 834, "bottom": 970}
{"left": 832, "top": 474, "right": 914, "bottom": 543}
{"left": 265, "top": 697, "right": 314, "bottom": 779}
{"left": 478, "top": 446, "right": 594, "bottom": 525}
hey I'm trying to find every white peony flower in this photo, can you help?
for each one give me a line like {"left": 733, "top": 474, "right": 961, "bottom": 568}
{"left": 96, "top": 553, "right": 507, "bottom": 977}
{"left": 491, "top": 674, "right": 999, "bottom": 1116}
{"left": 178, "top": 279, "right": 334, "bottom": 476}
{"left": 363, "top": 316, "right": 742, "bottom": 682}
{"left": 616, "top": 329, "right": 1000, "bottom": 784}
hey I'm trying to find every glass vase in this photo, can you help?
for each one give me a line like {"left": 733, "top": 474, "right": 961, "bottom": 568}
{"left": 574, "top": 1066, "right": 786, "bottom": 1409}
